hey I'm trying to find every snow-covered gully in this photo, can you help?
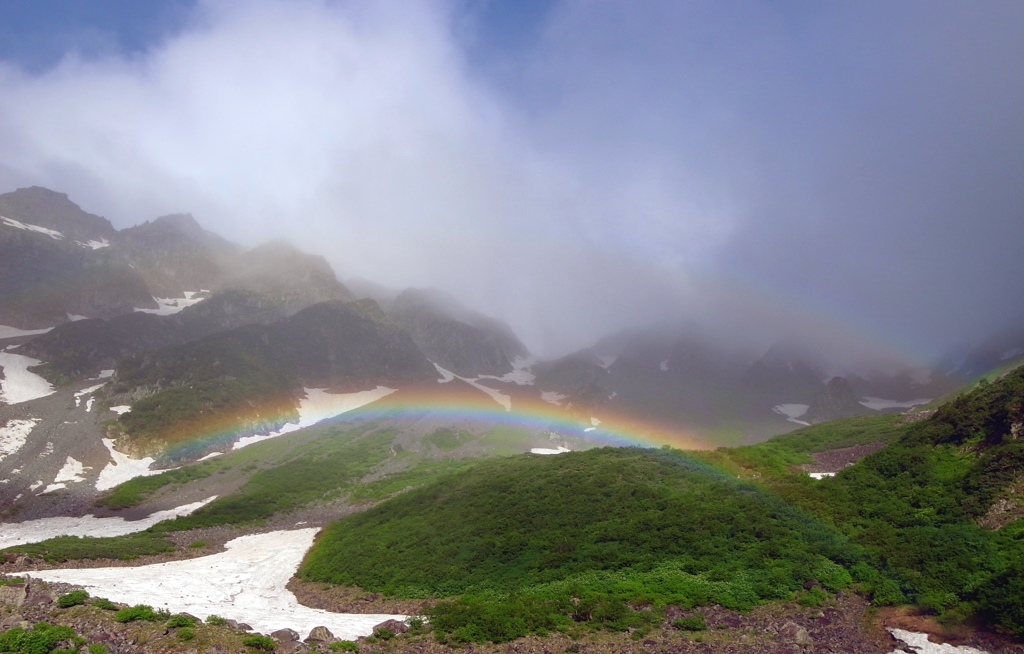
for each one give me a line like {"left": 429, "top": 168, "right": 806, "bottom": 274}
{"left": 30, "top": 529, "right": 406, "bottom": 639}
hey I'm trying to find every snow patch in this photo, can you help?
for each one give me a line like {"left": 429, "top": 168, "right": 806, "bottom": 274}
{"left": 809, "top": 472, "right": 836, "bottom": 480}
{"left": 30, "top": 529, "right": 404, "bottom": 639}
{"left": 0, "top": 325, "right": 53, "bottom": 339}
{"left": 660, "top": 358, "right": 669, "bottom": 371}
{"left": 0, "top": 419, "right": 38, "bottom": 462}
{"left": 233, "top": 386, "right": 396, "bottom": 450}
{"left": 67, "top": 314, "right": 88, "bottom": 321}
{"left": 92, "top": 369, "right": 115, "bottom": 380}
{"left": 461, "top": 377, "right": 512, "bottom": 411}
{"left": 134, "top": 293, "right": 206, "bottom": 315}
{"left": 1, "top": 215, "right": 64, "bottom": 240}
{"left": 597, "top": 355, "right": 617, "bottom": 369}
{"left": 860, "top": 397, "right": 931, "bottom": 411}
{"left": 773, "top": 403, "right": 810, "bottom": 426}
{"left": 74, "top": 382, "right": 106, "bottom": 407}
{"left": 432, "top": 362, "right": 456, "bottom": 383}
{"left": 0, "top": 497, "right": 216, "bottom": 548}
{"left": 590, "top": 417, "right": 601, "bottom": 426}
{"left": 0, "top": 352, "right": 55, "bottom": 404}
{"left": 95, "top": 438, "right": 169, "bottom": 491}
{"left": 531, "top": 446, "right": 571, "bottom": 455}
{"left": 887, "top": 628, "right": 988, "bottom": 653}
{"left": 541, "top": 391, "right": 567, "bottom": 406}
{"left": 108, "top": 405, "right": 131, "bottom": 415}
{"left": 198, "top": 452, "right": 223, "bottom": 461}
{"left": 40, "top": 456, "right": 91, "bottom": 494}
{"left": 478, "top": 356, "right": 537, "bottom": 386}
{"left": 75, "top": 238, "right": 110, "bottom": 250}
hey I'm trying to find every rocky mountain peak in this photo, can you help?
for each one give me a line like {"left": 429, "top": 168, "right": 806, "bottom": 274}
{"left": 804, "top": 376, "right": 872, "bottom": 424}
{"left": 0, "top": 186, "right": 116, "bottom": 241}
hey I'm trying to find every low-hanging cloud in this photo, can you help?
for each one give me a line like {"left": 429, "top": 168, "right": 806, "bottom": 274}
{"left": 1, "top": 0, "right": 1022, "bottom": 364}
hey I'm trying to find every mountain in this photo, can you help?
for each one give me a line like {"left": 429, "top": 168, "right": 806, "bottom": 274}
{"left": 803, "top": 376, "right": 874, "bottom": 424}
{"left": 388, "top": 288, "right": 529, "bottom": 377}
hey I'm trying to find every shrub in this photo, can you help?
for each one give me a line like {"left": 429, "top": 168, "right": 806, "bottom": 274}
{"left": 166, "top": 614, "right": 195, "bottom": 628}
{"left": 188, "top": 540, "right": 208, "bottom": 549}
{"left": 242, "top": 634, "right": 276, "bottom": 650}
{"left": 206, "top": 614, "right": 228, "bottom": 626}
{"left": 88, "top": 644, "right": 108, "bottom": 654}
{"left": 91, "top": 597, "right": 118, "bottom": 610}
{"left": 372, "top": 627, "right": 395, "bottom": 640}
{"left": 329, "top": 642, "right": 359, "bottom": 652}
{"left": 0, "top": 622, "right": 76, "bottom": 653}
{"left": 114, "top": 604, "right": 161, "bottom": 623}
{"left": 673, "top": 614, "right": 707, "bottom": 631}
{"left": 0, "top": 577, "right": 24, "bottom": 586}
{"left": 56, "top": 589, "right": 89, "bottom": 607}
{"left": 178, "top": 627, "right": 196, "bottom": 641}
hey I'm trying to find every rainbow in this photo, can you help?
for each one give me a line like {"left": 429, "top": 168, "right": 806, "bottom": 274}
{"left": 156, "top": 379, "right": 712, "bottom": 464}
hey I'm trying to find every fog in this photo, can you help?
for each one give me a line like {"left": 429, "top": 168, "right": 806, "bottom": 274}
{"left": 0, "top": 0, "right": 1022, "bottom": 364}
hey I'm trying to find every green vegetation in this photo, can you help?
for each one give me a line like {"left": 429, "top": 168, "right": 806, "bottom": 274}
{"left": 165, "top": 615, "right": 195, "bottom": 629}
{"left": 0, "top": 622, "right": 77, "bottom": 654}
{"left": 55, "top": 590, "right": 88, "bottom": 608}
{"left": 672, "top": 614, "right": 706, "bottom": 631}
{"left": 113, "top": 605, "right": 164, "bottom": 623}
{"left": 241, "top": 634, "right": 276, "bottom": 650}
{"left": 0, "top": 577, "right": 24, "bottom": 586}
{"left": 91, "top": 598, "right": 117, "bottom": 611}
{"left": 205, "top": 615, "right": 228, "bottom": 627}
{"left": 1, "top": 533, "right": 174, "bottom": 563}
{"left": 348, "top": 458, "right": 480, "bottom": 502}
{"left": 424, "top": 427, "right": 470, "bottom": 451}
{"left": 329, "top": 641, "right": 359, "bottom": 652}
{"left": 96, "top": 461, "right": 221, "bottom": 508}
{"left": 301, "top": 447, "right": 861, "bottom": 641}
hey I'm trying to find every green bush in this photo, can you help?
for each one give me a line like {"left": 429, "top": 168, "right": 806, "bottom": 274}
{"left": 672, "top": 614, "right": 707, "bottom": 631}
{"left": 188, "top": 540, "right": 208, "bottom": 549}
{"left": 177, "top": 627, "right": 196, "bottom": 641}
{"left": 91, "top": 597, "right": 117, "bottom": 611}
{"left": 166, "top": 614, "right": 195, "bottom": 628}
{"left": 0, "top": 577, "right": 24, "bottom": 586}
{"left": 88, "top": 644, "right": 108, "bottom": 654}
{"left": 0, "top": 621, "right": 76, "bottom": 653}
{"left": 329, "top": 641, "right": 359, "bottom": 652}
{"left": 113, "top": 605, "right": 162, "bottom": 623}
{"left": 372, "top": 627, "right": 394, "bottom": 640}
{"left": 55, "top": 590, "right": 89, "bottom": 608}
{"left": 241, "top": 634, "right": 276, "bottom": 650}
{"left": 205, "top": 615, "right": 227, "bottom": 626}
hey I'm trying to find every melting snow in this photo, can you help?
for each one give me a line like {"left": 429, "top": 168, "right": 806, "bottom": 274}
{"left": 0, "top": 497, "right": 216, "bottom": 549}
{"left": 198, "top": 452, "right": 223, "bottom": 461}
{"left": 0, "top": 325, "right": 54, "bottom": 339}
{"left": 809, "top": 472, "right": 836, "bottom": 480}
{"left": 0, "top": 352, "right": 56, "bottom": 404}
{"left": 773, "top": 403, "right": 810, "bottom": 426}
{"left": 531, "top": 446, "right": 571, "bottom": 455}
{"left": 1, "top": 215, "right": 64, "bottom": 240}
{"left": 75, "top": 238, "right": 110, "bottom": 250}
{"left": 233, "top": 386, "right": 397, "bottom": 450}
{"left": 0, "top": 419, "right": 38, "bottom": 462}
{"left": 109, "top": 405, "right": 131, "bottom": 415}
{"left": 92, "top": 369, "right": 115, "bottom": 380}
{"left": 887, "top": 628, "right": 988, "bottom": 653}
{"left": 478, "top": 356, "right": 537, "bottom": 386}
{"left": 40, "top": 456, "right": 91, "bottom": 494}
{"left": 67, "top": 314, "right": 88, "bottom": 321}
{"left": 433, "top": 362, "right": 456, "bottom": 383}
{"left": 135, "top": 293, "right": 206, "bottom": 315}
{"left": 541, "top": 391, "right": 567, "bottom": 406}
{"left": 30, "top": 529, "right": 405, "bottom": 639}
{"left": 590, "top": 417, "right": 601, "bottom": 426}
{"left": 95, "top": 438, "right": 169, "bottom": 491}
{"left": 860, "top": 397, "right": 932, "bottom": 411}
{"left": 74, "top": 382, "right": 106, "bottom": 407}
{"left": 461, "top": 378, "right": 511, "bottom": 411}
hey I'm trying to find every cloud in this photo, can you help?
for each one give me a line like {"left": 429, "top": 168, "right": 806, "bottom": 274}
{"left": 0, "top": 0, "right": 1022, "bottom": 363}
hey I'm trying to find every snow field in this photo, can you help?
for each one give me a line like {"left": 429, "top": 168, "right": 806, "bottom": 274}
{"left": 773, "top": 403, "right": 810, "bottom": 426}
{"left": 134, "top": 293, "right": 207, "bottom": 315}
{"left": 0, "top": 352, "right": 56, "bottom": 404}
{"left": 232, "top": 386, "right": 397, "bottom": 450}
{"left": 1, "top": 215, "right": 64, "bottom": 239}
{"left": 0, "top": 497, "right": 216, "bottom": 548}
{"left": 75, "top": 238, "right": 110, "bottom": 249}
{"left": 30, "top": 529, "right": 406, "bottom": 639}
{"left": 0, "top": 325, "right": 54, "bottom": 339}
{"left": 41, "top": 456, "right": 90, "bottom": 493}
{"left": 530, "top": 446, "right": 571, "bottom": 455}
{"left": 540, "top": 391, "right": 567, "bottom": 406}
{"left": 887, "top": 628, "right": 988, "bottom": 653}
{"left": 478, "top": 356, "right": 537, "bottom": 386}
{"left": 860, "top": 397, "right": 932, "bottom": 411}
{"left": 0, "top": 418, "right": 38, "bottom": 462}
{"left": 94, "top": 438, "right": 170, "bottom": 491}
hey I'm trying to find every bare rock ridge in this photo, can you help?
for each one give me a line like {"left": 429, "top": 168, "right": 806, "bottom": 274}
{"left": 804, "top": 376, "right": 872, "bottom": 424}
{"left": 388, "top": 287, "right": 529, "bottom": 377}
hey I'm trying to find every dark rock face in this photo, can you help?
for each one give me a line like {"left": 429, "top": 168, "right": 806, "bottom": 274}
{"left": 0, "top": 186, "right": 115, "bottom": 241}
{"left": 389, "top": 288, "right": 528, "bottom": 377}
{"left": 804, "top": 376, "right": 874, "bottom": 424}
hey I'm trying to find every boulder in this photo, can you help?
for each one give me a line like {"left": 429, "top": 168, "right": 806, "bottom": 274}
{"left": 372, "top": 619, "right": 409, "bottom": 634}
{"left": 272, "top": 628, "right": 300, "bottom": 642}
{"left": 0, "top": 583, "right": 28, "bottom": 606}
{"left": 306, "top": 626, "right": 335, "bottom": 642}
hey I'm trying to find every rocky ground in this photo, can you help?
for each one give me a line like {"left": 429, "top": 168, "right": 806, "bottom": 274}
{"left": 4, "top": 572, "right": 1023, "bottom": 654}
{"left": 801, "top": 442, "right": 887, "bottom": 474}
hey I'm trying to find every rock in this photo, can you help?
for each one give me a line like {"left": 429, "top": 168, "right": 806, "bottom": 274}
{"left": 224, "top": 619, "right": 251, "bottom": 631}
{"left": 272, "top": 628, "right": 301, "bottom": 642}
{"left": 0, "top": 614, "right": 25, "bottom": 629}
{"left": 0, "top": 584, "right": 28, "bottom": 606}
{"left": 778, "top": 621, "right": 813, "bottom": 645}
{"left": 372, "top": 619, "right": 408, "bottom": 634}
{"left": 306, "top": 626, "right": 335, "bottom": 642}
{"left": 277, "top": 643, "right": 309, "bottom": 654}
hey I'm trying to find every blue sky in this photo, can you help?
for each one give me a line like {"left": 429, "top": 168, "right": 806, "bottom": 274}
{"left": 0, "top": 1, "right": 1022, "bottom": 364}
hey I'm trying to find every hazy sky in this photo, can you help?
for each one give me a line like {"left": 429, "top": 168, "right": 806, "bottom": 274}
{"left": 0, "top": 1, "right": 1022, "bottom": 364}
